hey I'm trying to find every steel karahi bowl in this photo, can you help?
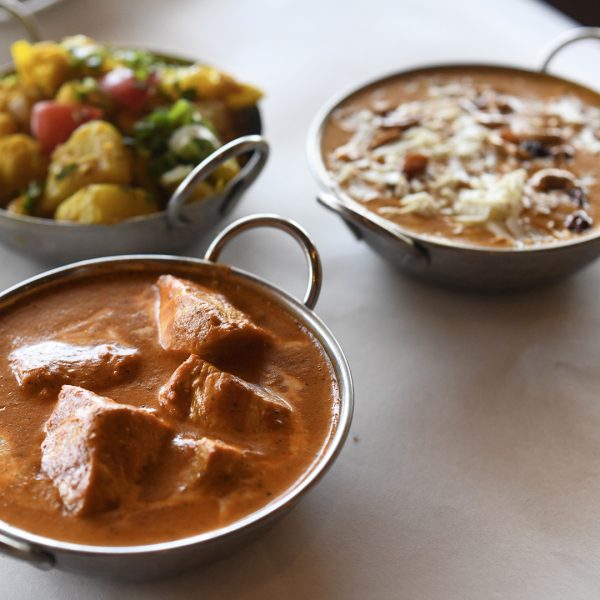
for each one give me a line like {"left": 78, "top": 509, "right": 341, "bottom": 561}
{"left": 308, "top": 27, "right": 600, "bottom": 291}
{"left": 0, "top": 214, "right": 353, "bottom": 579}
{"left": 0, "top": 1, "right": 269, "bottom": 264}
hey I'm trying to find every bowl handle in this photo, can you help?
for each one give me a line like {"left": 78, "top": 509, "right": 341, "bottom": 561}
{"left": 204, "top": 214, "right": 323, "bottom": 310}
{"left": 166, "top": 135, "right": 269, "bottom": 228}
{"left": 317, "top": 192, "right": 429, "bottom": 264}
{"left": 539, "top": 27, "right": 600, "bottom": 73}
{"left": 0, "top": 0, "right": 42, "bottom": 43}
{"left": 0, "top": 532, "right": 54, "bottom": 570}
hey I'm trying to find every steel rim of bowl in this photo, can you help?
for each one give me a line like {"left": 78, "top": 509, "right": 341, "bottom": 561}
{"left": 307, "top": 30, "right": 600, "bottom": 256}
{"left": 0, "top": 2, "right": 267, "bottom": 231}
{"left": 0, "top": 217, "right": 353, "bottom": 567}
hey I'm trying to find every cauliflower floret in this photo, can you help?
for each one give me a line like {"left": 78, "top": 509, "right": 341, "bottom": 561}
{"left": 43, "top": 121, "right": 133, "bottom": 214}
{"left": 0, "top": 134, "right": 47, "bottom": 204}
{"left": 11, "top": 40, "right": 72, "bottom": 97}
{"left": 55, "top": 184, "right": 158, "bottom": 224}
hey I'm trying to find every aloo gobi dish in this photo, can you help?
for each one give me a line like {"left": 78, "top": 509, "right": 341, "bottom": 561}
{"left": 322, "top": 67, "right": 600, "bottom": 248}
{"left": 0, "top": 35, "right": 262, "bottom": 224}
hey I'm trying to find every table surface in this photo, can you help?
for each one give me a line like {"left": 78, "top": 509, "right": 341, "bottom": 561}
{"left": 2, "top": 0, "right": 600, "bottom": 597}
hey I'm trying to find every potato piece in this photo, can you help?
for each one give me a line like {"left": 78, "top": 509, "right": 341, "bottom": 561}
{"left": 6, "top": 195, "right": 28, "bottom": 215}
{"left": 11, "top": 40, "right": 72, "bottom": 97}
{"left": 0, "top": 112, "right": 17, "bottom": 137}
{"left": 0, "top": 78, "right": 41, "bottom": 128}
{"left": 55, "top": 78, "right": 111, "bottom": 109}
{"left": 44, "top": 121, "right": 133, "bottom": 214}
{"left": 0, "top": 134, "right": 47, "bottom": 204}
{"left": 55, "top": 184, "right": 158, "bottom": 224}
{"left": 160, "top": 65, "right": 263, "bottom": 108}
{"left": 212, "top": 159, "right": 240, "bottom": 191}
{"left": 224, "top": 84, "right": 263, "bottom": 110}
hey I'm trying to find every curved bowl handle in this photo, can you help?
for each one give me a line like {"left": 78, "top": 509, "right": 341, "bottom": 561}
{"left": 540, "top": 27, "right": 600, "bottom": 73}
{"left": 204, "top": 214, "right": 323, "bottom": 310}
{"left": 317, "top": 191, "right": 429, "bottom": 264}
{"left": 166, "top": 135, "right": 269, "bottom": 228}
{"left": 0, "top": 0, "right": 42, "bottom": 43}
{"left": 0, "top": 532, "right": 54, "bottom": 570}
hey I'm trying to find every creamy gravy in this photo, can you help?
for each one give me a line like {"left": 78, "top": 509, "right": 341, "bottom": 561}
{"left": 0, "top": 268, "right": 338, "bottom": 546}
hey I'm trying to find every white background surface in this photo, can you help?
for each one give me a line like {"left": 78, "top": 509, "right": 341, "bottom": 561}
{"left": 2, "top": 0, "right": 600, "bottom": 598}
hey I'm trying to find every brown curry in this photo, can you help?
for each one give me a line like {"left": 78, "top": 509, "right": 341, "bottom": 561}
{"left": 322, "top": 66, "right": 600, "bottom": 248}
{"left": 0, "top": 268, "right": 339, "bottom": 546}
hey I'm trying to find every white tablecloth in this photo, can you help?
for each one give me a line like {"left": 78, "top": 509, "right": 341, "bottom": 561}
{"left": 2, "top": 0, "right": 600, "bottom": 597}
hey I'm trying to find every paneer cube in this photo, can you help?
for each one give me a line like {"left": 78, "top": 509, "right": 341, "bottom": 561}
{"left": 9, "top": 341, "right": 140, "bottom": 396}
{"left": 41, "top": 385, "right": 172, "bottom": 515}
{"left": 156, "top": 275, "right": 267, "bottom": 357}
{"left": 159, "top": 355, "right": 291, "bottom": 433}
{"left": 173, "top": 436, "right": 248, "bottom": 494}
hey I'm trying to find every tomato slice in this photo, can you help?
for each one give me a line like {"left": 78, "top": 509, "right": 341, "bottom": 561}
{"left": 100, "top": 68, "right": 157, "bottom": 112}
{"left": 31, "top": 101, "right": 103, "bottom": 154}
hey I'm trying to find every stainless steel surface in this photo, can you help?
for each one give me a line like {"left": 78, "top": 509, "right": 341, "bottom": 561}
{"left": 540, "top": 27, "right": 600, "bottom": 72}
{"left": 167, "top": 136, "right": 269, "bottom": 227}
{"left": 205, "top": 214, "right": 322, "bottom": 309}
{"left": 0, "top": 532, "right": 54, "bottom": 571}
{"left": 308, "top": 33, "right": 600, "bottom": 290}
{"left": 0, "top": 215, "right": 353, "bottom": 579}
{"left": 0, "top": 5, "right": 268, "bottom": 264}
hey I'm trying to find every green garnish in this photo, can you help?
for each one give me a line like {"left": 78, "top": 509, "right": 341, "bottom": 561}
{"left": 132, "top": 99, "right": 218, "bottom": 181}
{"left": 181, "top": 88, "right": 198, "bottom": 101}
{"left": 55, "top": 164, "right": 78, "bottom": 181}
{"left": 23, "top": 181, "right": 43, "bottom": 213}
{"left": 113, "top": 48, "right": 162, "bottom": 81}
{"left": 66, "top": 44, "right": 107, "bottom": 71}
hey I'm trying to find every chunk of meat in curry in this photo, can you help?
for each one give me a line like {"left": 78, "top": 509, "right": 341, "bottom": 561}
{"left": 41, "top": 385, "right": 172, "bottom": 516}
{"left": 170, "top": 435, "right": 250, "bottom": 495}
{"left": 156, "top": 274, "right": 269, "bottom": 357}
{"left": 159, "top": 354, "right": 292, "bottom": 433}
{"left": 9, "top": 341, "right": 140, "bottom": 396}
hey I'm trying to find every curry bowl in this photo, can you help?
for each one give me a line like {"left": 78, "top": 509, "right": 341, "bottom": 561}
{"left": 0, "top": 214, "right": 353, "bottom": 579}
{"left": 308, "top": 28, "right": 600, "bottom": 290}
{"left": 0, "top": 2, "right": 268, "bottom": 264}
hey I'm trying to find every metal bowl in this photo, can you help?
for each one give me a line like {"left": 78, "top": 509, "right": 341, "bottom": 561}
{"left": 0, "top": 214, "right": 353, "bottom": 579}
{"left": 0, "top": 1, "right": 269, "bottom": 264}
{"left": 308, "top": 28, "right": 600, "bottom": 291}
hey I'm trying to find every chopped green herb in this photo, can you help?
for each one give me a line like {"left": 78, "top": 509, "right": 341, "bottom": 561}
{"left": 132, "top": 100, "right": 220, "bottom": 183}
{"left": 55, "top": 163, "right": 78, "bottom": 181}
{"left": 181, "top": 88, "right": 198, "bottom": 101}
{"left": 66, "top": 44, "right": 107, "bottom": 71}
{"left": 23, "top": 181, "right": 43, "bottom": 213}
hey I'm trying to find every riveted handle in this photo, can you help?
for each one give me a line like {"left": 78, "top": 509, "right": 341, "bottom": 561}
{"left": 540, "top": 27, "right": 600, "bottom": 73}
{"left": 0, "top": 0, "right": 42, "bottom": 43}
{"left": 0, "top": 532, "right": 54, "bottom": 570}
{"left": 204, "top": 214, "right": 322, "bottom": 309}
{"left": 167, "top": 135, "right": 269, "bottom": 228}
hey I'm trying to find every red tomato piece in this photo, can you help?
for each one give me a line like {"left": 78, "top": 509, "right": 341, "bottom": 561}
{"left": 31, "top": 101, "right": 103, "bottom": 154}
{"left": 100, "top": 68, "right": 157, "bottom": 112}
